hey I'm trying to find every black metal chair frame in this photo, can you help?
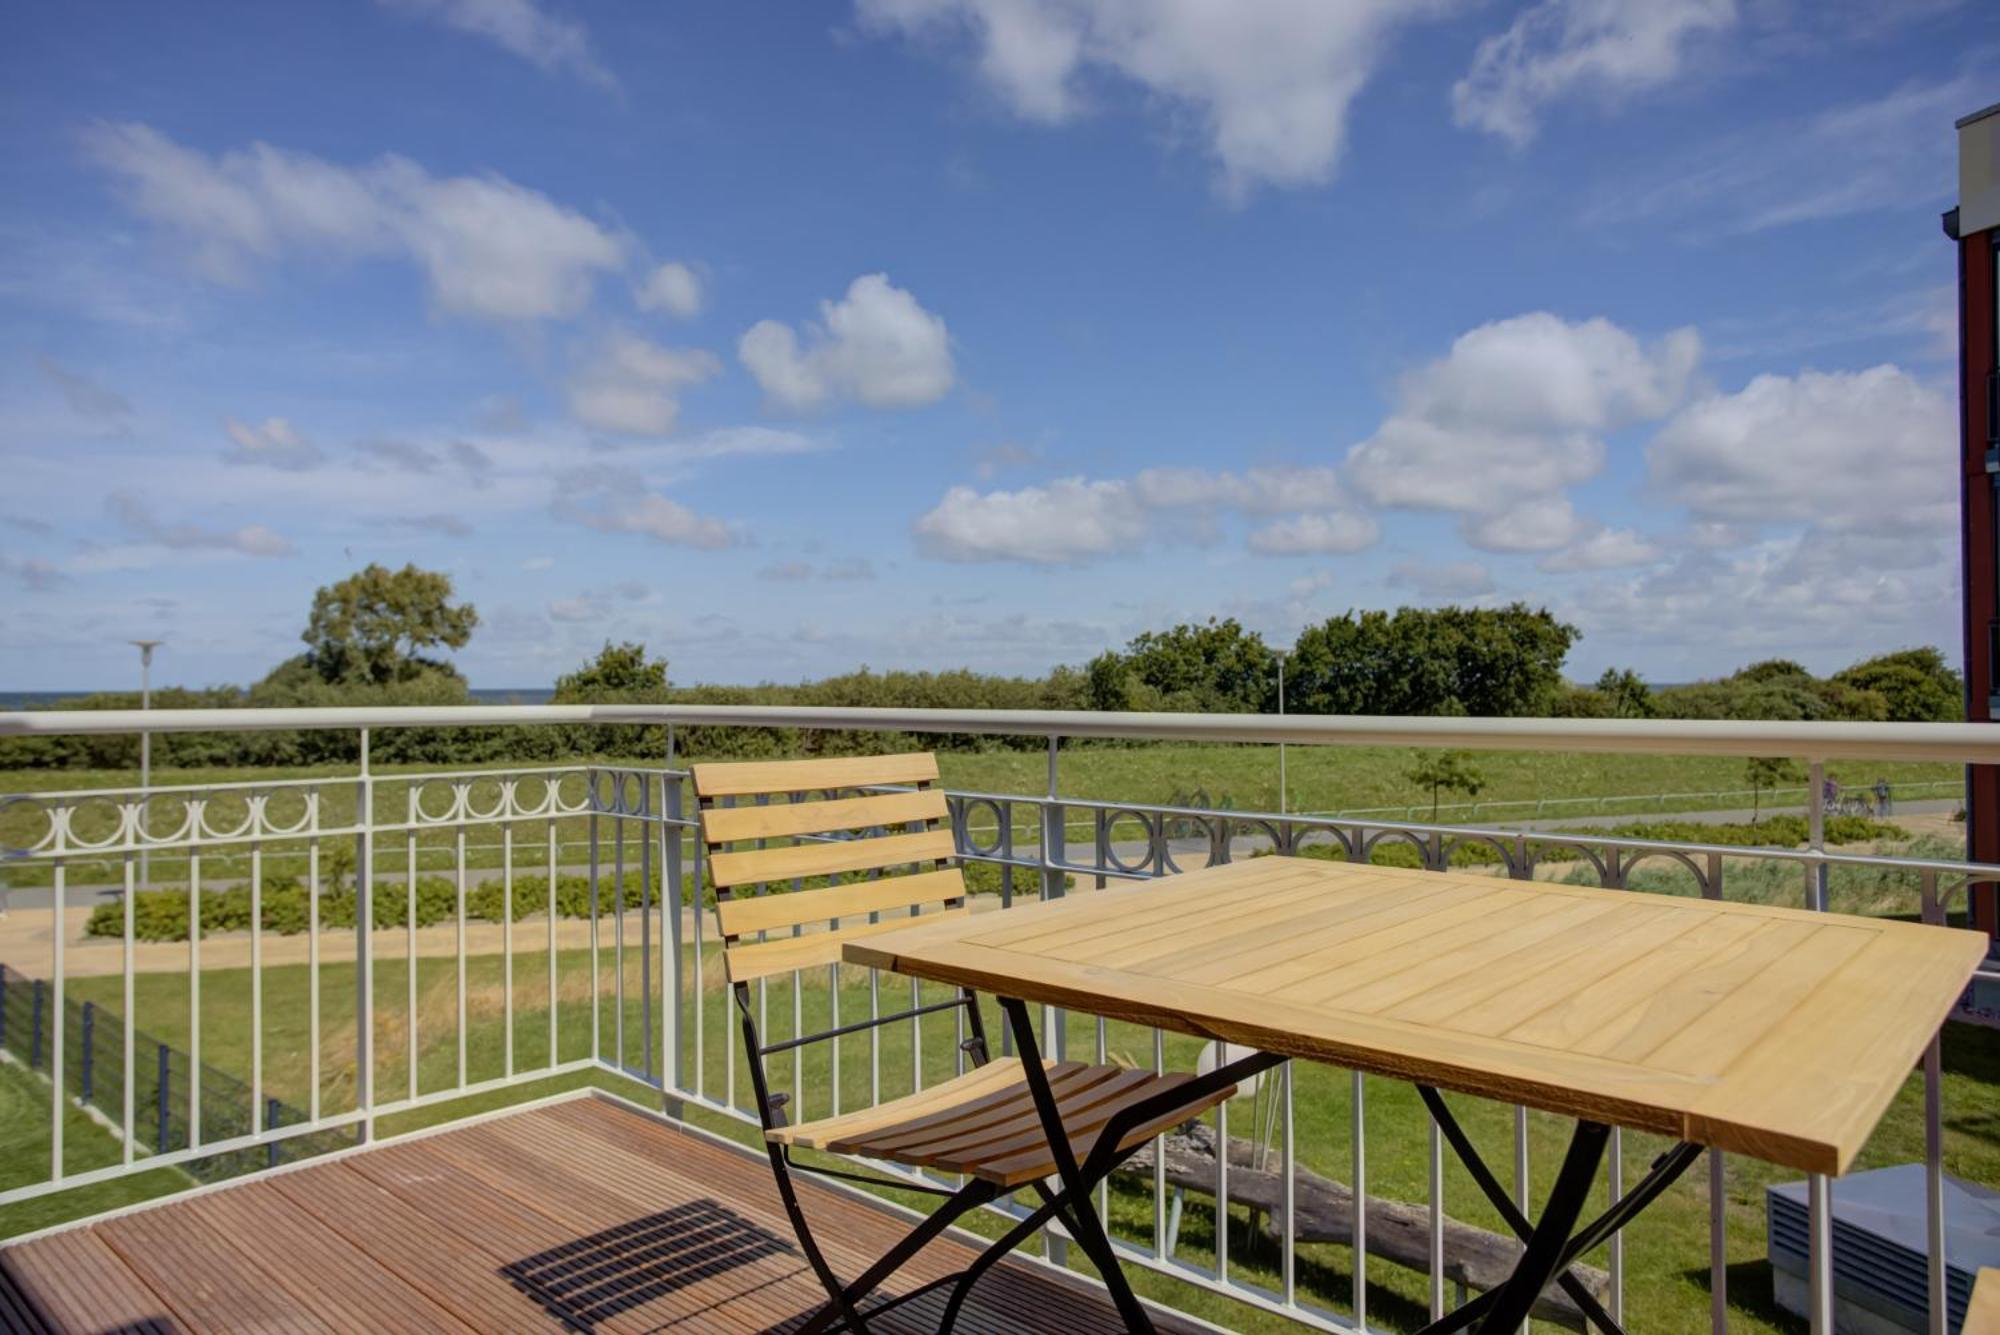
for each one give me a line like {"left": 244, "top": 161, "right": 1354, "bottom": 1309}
{"left": 728, "top": 938, "right": 1284, "bottom": 1332}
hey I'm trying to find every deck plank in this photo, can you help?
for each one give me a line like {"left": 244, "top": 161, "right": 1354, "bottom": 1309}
{"left": 0, "top": 1094, "right": 1181, "bottom": 1334}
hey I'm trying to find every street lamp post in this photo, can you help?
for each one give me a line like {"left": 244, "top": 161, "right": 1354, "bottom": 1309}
{"left": 130, "top": 640, "right": 162, "bottom": 887}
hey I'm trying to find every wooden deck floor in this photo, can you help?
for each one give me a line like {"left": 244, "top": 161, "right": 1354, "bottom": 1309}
{"left": 0, "top": 1094, "right": 1201, "bottom": 1333}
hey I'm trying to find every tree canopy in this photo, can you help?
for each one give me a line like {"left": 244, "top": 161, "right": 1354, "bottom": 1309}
{"left": 1287, "top": 604, "right": 1580, "bottom": 717}
{"left": 301, "top": 563, "right": 478, "bottom": 686}
{"left": 1832, "top": 647, "right": 1962, "bottom": 723}
{"left": 553, "top": 641, "right": 670, "bottom": 703}
{"left": 1086, "top": 618, "right": 1276, "bottom": 714}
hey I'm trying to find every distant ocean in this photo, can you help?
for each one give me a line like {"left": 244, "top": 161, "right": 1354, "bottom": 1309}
{"left": 0, "top": 688, "right": 555, "bottom": 708}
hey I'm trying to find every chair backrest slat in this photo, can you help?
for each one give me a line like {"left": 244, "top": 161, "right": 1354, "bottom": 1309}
{"left": 716, "top": 866, "right": 965, "bottom": 938}
{"left": 724, "top": 906, "right": 971, "bottom": 981}
{"left": 692, "top": 752, "right": 939, "bottom": 799}
{"left": 701, "top": 788, "right": 946, "bottom": 845}
{"left": 690, "top": 752, "right": 967, "bottom": 987}
{"left": 709, "top": 828, "right": 955, "bottom": 890}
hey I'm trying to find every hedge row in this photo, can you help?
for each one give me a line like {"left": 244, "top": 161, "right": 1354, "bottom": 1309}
{"left": 85, "top": 859, "right": 1037, "bottom": 943}
{"left": 1275, "top": 812, "right": 1905, "bottom": 871}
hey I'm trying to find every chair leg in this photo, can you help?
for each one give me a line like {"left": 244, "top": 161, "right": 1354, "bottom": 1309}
{"left": 769, "top": 1146, "right": 874, "bottom": 1335}
{"left": 937, "top": 1182, "right": 1083, "bottom": 1333}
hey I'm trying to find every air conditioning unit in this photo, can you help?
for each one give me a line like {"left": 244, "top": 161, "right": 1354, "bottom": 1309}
{"left": 1768, "top": 1164, "right": 2000, "bottom": 1334}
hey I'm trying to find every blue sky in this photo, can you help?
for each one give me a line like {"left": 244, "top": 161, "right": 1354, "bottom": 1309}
{"left": 0, "top": 0, "right": 1989, "bottom": 690}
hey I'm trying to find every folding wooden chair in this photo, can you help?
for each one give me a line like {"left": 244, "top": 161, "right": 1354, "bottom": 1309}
{"left": 693, "top": 752, "right": 1240, "bottom": 1333}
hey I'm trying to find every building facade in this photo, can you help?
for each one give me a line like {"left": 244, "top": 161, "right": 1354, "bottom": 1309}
{"left": 1952, "top": 102, "right": 2000, "bottom": 932}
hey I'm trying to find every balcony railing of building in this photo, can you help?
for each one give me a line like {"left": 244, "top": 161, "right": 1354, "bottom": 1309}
{"left": 1, "top": 703, "right": 1997, "bottom": 1334}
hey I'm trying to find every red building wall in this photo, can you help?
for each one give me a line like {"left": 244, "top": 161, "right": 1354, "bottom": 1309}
{"left": 1957, "top": 222, "right": 1998, "bottom": 933}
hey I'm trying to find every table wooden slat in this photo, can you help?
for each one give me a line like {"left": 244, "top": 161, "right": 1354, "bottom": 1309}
{"left": 846, "top": 857, "right": 1987, "bottom": 1175}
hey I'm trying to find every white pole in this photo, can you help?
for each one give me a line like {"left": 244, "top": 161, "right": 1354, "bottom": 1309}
{"left": 130, "top": 641, "right": 160, "bottom": 887}
{"left": 1277, "top": 651, "right": 1288, "bottom": 816}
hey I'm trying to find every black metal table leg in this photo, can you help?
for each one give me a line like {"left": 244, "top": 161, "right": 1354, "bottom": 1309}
{"left": 1417, "top": 1087, "right": 1625, "bottom": 1334}
{"left": 1412, "top": 1086, "right": 1705, "bottom": 1335}
{"left": 1000, "top": 996, "right": 1157, "bottom": 1332}
{"left": 1467, "top": 1119, "right": 1610, "bottom": 1332}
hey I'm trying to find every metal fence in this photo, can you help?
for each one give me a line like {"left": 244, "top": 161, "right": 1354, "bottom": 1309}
{"left": 0, "top": 962, "right": 351, "bottom": 1180}
{"left": 1, "top": 703, "right": 1998, "bottom": 1335}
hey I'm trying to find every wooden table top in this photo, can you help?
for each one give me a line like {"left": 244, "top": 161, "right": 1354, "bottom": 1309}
{"left": 845, "top": 856, "right": 1987, "bottom": 1176}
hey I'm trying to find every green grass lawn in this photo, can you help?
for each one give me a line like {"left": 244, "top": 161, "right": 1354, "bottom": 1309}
{"left": 7, "top": 931, "right": 1992, "bottom": 1333}
{"left": 0, "top": 744, "right": 1960, "bottom": 890}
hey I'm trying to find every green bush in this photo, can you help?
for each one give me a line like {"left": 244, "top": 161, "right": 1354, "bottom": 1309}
{"left": 85, "top": 861, "right": 1060, "bottom": 943}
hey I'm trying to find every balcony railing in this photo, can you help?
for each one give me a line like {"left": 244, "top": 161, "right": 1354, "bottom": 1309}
{"left": 2, "top": 704, "right": 1997, "bottom": 1334}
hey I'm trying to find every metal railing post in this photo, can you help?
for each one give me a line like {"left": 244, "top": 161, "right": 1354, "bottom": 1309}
{"left": 155, "top": 1041, "right": 171, "bottom": 1151}
{"left": 354, "top": 728, "right": 373, "bottom": 1142}
{"left": 664, "top": 727, "right": 684, "bottom": 1097}
{"left": 30, "top": 978, "right": 43, "bottom": 1068}
{"left": 80, "top": 1000, "right": 95, "bottom": 1104}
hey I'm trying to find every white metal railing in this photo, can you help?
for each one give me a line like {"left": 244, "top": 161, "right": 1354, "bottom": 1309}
{"left": 1, "top": 703, "right": 1996, "bottom": 1335}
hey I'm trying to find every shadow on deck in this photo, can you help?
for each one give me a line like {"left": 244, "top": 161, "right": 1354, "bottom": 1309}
{"left": 0, "top": 1094, "right": 1196, "bottom": 1333}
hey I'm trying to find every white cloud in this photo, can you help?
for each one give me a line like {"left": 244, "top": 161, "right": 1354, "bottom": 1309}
{"left": 1584, "top": 76, "right": 1973, "bottom": 233}
{"left": 637, "top": 261, "right": 703, "bottom": 318}
{"left": 1133, "top": 464, "right": 1354, "bottom": 515}
{"left": 755, "top": 556, "right": 878, "bottom": 582}
{"left": 1567, "top": 531, "right": 1954, "bottom": 672}
{"left": 1453, "top": 0, "right": 1735, "bottom": 145}
{"left": 1346, "top": 312, "right": 1699, "bottom": 550}
{"left": 1461, "top": 494, "right": 1590, "bottom": 553}
{"left": 0, "top": 554, "right": 67, "bottom": 592}
{"left": 38, "top": 356, "right": 132, "bottom": 421}
{"left": 1646, "top": 364, "right": 1952, "bottom": 538}
{"left": 385, "top": 513, "right": 474, "bottom": 537}
{"left": 548, "top": 596, "right": 603, "bottom": 623}
{"left": 673, "top": 425, "right": 828, "bottom": 460}
{"left": 1246, "top": 512, "right": 1379, "bottom": 554}
{"left": 740, "top": 273, "right": 954, "bottom": 411}
{"left": 973, "top": 441, "right": 1043, "bottom": 479}
{"left": 376, "top": 0, "right": 617, "bottom": 91}
{"left": 914, "top": 477, "right": 1148, "bottom": 564}
{"left": 222, "top": 416, "right": 323, "bottom": 471}
{"left": 1537, "top": 526, "right": 1660, "bottom": 572}
{"left": 858, "top": 0, "right": 1451, "bottom": 199}
{"left": 84, "top": 123, "right": 626, "bottom": 322}
{"left": 566, "top": 332, "right": 722, "bottom": 436}
{"left": 551, "top": 467, "right": 736, "bottom": 548}
{"left": 521, "top": 555, "right": 555, "bottom": 571}
{"left": 107, "top": 492, "right": 293, "bottom": 558}
{"left": 915, "top": 462, "right": 1380, "bottom": 564}
{"left": 1388, "top": 558, "right": 1496, "bottom": 599}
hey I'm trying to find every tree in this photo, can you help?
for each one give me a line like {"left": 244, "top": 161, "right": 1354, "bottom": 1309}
{"left": 1117, "top": 618, "right": 1276, "bottom": 713}
{"left": 1833, "top": 647, "right": 1961, "bottom": 722}
{"left": 1744, "top": 756, "right": 1803, "bottom": 824}
{"left": 553, "top": 641, "right": 670, "bottom": 759}
{"left": 1594, "top": 668, "right": 1654, "bottom": 719}
{"left": 1084, "top": 650, "right": 1134, "bottom": 713}
{"left": 301, "top": 564, "right": 478, "bottom": 686}
{"left": 553, "top": 641, "right": 669, "bottom": 702}
{"left": 1288, "top": 605, "right": 1579, "bottom": 717}
{"left": 1405, "top": 750, "right": 1486, "bottom": 821}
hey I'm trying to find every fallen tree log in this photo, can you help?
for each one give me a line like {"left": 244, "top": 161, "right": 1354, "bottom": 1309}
{"left": 1119, "top": 1123, "right": 1609, "bottom": 1331}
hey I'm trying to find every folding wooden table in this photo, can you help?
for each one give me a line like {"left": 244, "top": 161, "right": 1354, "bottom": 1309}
{"left": 846, "top": 856, "right": 1987, "bottom": 1334}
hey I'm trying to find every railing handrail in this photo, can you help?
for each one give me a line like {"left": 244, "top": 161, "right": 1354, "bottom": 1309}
{"left": 3, "top": 702, "right": 1998, "bottom": 763}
